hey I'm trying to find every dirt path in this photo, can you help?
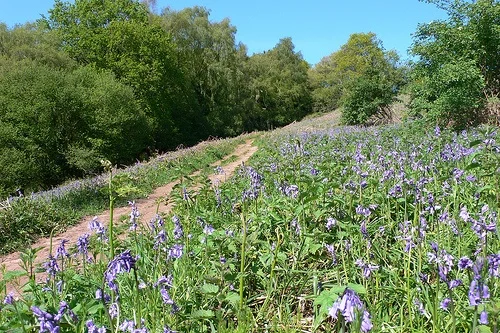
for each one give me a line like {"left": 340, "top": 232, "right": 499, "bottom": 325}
{"left": 1, "top": 139, "right": 258, "bottom": 295}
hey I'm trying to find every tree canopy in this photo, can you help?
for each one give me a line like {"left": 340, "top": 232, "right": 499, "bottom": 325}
{"left": 309, "top": 32, "right": 404, "bottom": 124}
{"left": 409, "top": 0, "right": 500, "bottom": 128}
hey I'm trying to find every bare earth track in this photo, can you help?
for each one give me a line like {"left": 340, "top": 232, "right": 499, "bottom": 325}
{"left": 1, "top": 139, "right": 258, "bottom": 295}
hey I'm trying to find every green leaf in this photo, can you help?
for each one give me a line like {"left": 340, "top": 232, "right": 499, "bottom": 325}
{"left": 191, "top": 309, "right": 215, "bottom": 319}
{"left": 201, "top": 283, "right": 219, "bottom": 294}
{"left": 225, "top": 292, "right": 240, "bottom": 306}
{"left": 1, "top": 270, "right": 26, "bottom": 281}
{"left": 87, "top": 303, "right": 104, "bottom": 315}
{"left": 465, "top": 162, "right": 481, "bottom": 170}
{"left": 347, "top": 283, "right": 367, "bottom": 294}
{"left": 308, "top": 242, "right": 323, "bottom": 255}
{"left": 469, "top": 139, "right": 483, "bottom": 148}
{"left": 477, "top": 325, "right": 492, "bottom": 333}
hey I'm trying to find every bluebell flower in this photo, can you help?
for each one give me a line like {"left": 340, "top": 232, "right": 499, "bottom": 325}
{"left": 55, "top": 239, "right": 70, "bottom": 259}
{"left": 3, "top": 293, "right": 13, "bottom": 305}
{"left": 89, "top": 217, "right": 107, "bottom": 241}
{"left": 355, "top": 259, "right": 379, "bottom": 278}
{"left": 168, "top": 244, "right": 184, "bottom": 260}
{"left": 154, "top": 229, "right": 166, "bottom": 249}
{"left": 129, "top": 201, "right": 139, "bottom": 231}
{"left": 440, "top": 298, "right": 451, "bottom": 310}
{"left": 203, "top": 224, "right": 215, "bottom": 235}
{"left": 326, "top": 217, "right": 337, "bottom": 230}
{"left": 488, "top": 254, "right": 500, "bottom": 277}
{"left": 458, "top": 257, "right": 473, "bottom": 270}
{"left": 325, "top": 244, "right": 337, "bottom": 265}
{"left": 44, "top": 255, "right": 60, "bottom": 277}
{"left": 329, "top": 288, "right": 372, "bottom": 331}
{"left": 109, "top": 302, "right": 119, "bottom": 319}
{"left": 160, "top": 288, "right": 174, "bottom": 305}
{"left": 154, "top": 275, "right": 173, "bottom": 289}
{"left": 290, "top": 219, "right": 301, "bottom": 235}
{"left": 32, "top": 306, "right": 59, "bottom": 333}
{"left": 76, "top": 234, "right": 90, "bottom": 258}
{"left": 356, "top": 205, "right": 371, "bottom": 217}
{"left": 119, "top": 319, "right": 135, "bottom": 332}
{"left": 86, "top": 319, "right": 107, "bottom": 333}
{"left": 172, "top": 216, "right": 183, "bottom": 240}
{"left": 479, "top": 310, "right": 489, "bottom": 325}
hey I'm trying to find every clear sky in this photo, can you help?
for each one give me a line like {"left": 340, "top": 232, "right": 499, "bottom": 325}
{"left": 0, "top": 0, "right": 448, "bottom": 65}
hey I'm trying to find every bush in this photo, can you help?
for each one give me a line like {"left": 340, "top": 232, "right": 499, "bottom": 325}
{"left": 0, "top": 58, "right": 151, "bottom": 195}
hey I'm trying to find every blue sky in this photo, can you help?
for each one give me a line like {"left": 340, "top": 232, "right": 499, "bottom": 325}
{"left": 0, "top": 0, "right": 447, "bottom": 65}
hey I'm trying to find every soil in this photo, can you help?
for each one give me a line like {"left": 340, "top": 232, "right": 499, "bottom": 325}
{"left": 0, "top": 139, "right": 258, "bottom": 296}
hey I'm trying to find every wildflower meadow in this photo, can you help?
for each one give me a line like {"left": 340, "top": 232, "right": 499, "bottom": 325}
{"left": 1, "top": 118, "right": 499, "bottom": 332}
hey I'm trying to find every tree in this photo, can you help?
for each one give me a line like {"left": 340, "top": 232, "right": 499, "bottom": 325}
{"left": 409, "top": 0, "right": 500, "bottom": 128}
{"left": 161, "top": 6, "right": 249, "bottom": 137}
{"left": 309, "top": 33, "right": 403, "bottom": 124}
{"left": 246, "top": 38, "right": 312, "bottom": 130}
{"left": 0, "top": 25, "right": 149, "bottom": 195}
{"left": 44, "top": 0, "right": 190, "bottom": 149}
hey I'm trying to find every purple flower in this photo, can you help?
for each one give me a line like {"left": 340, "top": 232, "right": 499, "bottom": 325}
{"left": 326, "top": 217, "right": 337, "bottom": 230}
{"left": 355, "top": 259, "right": 379, "bottom": 278}
{"left": 119, "top": 319, "right": 135, "bottom": 332}
{"left": 89, "top": 217, "right": 107, "bottom": 241}
{"left": 109, "top": 303, "right": 119, "bottom": 319}
{"left": 479, "top": 310, "right": 489, "bottom": 325}
{"left": 448, "top": 279, "right": 462, "bottom": 289}
{"left": 488, "top": 254, "right": 500, "bottom": 277}
{"left": 203, "top": 224, "right": 215, "bottom": 235}
{"left": 129, "top": 201, "right": 139, "bottom": 231}
{"left": 325, "top": 244, "right": 337, "bottom": 265}
{"left": 86, "top": 320, "right": 107, "bottom": 333}
{"left": 458, "top": 257, "right": 473, "bottom": 270}
{"left": 414, "top": 298, "right": 427, "bottom": 316}
{"left": 76, "top": 234, "right": 90, "bottom": 257}
{"left": 282, "top": 184, "right": 299, "bottom": 198}
{"left": 105, "top": 250, "right": 137, "bottom": 287}
{"left": 160, "top": 288, "right": 174, "bottom": 305}
{"left": 466, "top": 174, "right": 477, "bottom": 182}
{"left": 172, "top": 216, "right": 183, "bottom": 240}
{"left": 32, "top": 306, "right": 59, "bottom": 333}
{"left": 55, "top": 239, "right": 70, "bottom": 259}
{"left": 361, "top": 310, "right": 373, "bottom": 332}
{"left": 55, "top": 301, "right": 77, "bottom": 323}
{"left": 44, "top": 255, "right": 60, "bottom": 277}
{"left": 95, "top": 289, "right": 111, "bottom": 303}
{"left": 329, "top": 288, "right": 363, "bottom": 323}
{"left": 154, "top": 275, "right": 173, "bottom": 289}
{"left": 356, "top": 205, "right": 371, "bottom": 217}
{"left": 459, "top": 206, "right": 469, "bottom": 222}
{"left": 154, "top": 229, "right": 166, "bottom": 249}
{"left": 168, "top": 244, "right": 184, "bottom": 260}
{"left": 291, "top": 219, "right": 301, "bottom": 235}
{"left": 440, "top": 298, "right": 451, "bottom": 310}
{"left": 360, "top": 220, "right": 368, "bottom": 239}
{"left": 3, "top": 293, "right": 14, "bottom": 305}
{"left": 468, "top": 279, "right": 489, "bottom": 306}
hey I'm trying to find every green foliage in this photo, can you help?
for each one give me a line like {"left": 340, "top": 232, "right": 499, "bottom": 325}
{"left": 161, "top": 7, "right": 250, "bottom": 137}
{"left": 0, "top": 55, "right": 149, "bottom": 195}
{"left": 409, "top": 0, "right": 500, "bottom": 129}
{"left": 246, "top": 37, "right": 313, "bottom": 129}
{"left": 45, "top": 0, "right": 189, "bottom": 149}
{"left": 2, "top": 117, "right": 499, "bottom": 332}
{"left": 0, "top": 136, "right": 244, "bottom": 254}
{"left": 341, "top": 69, "right": 399, "bottom": 125}
{"left": 309, "top": 33, "right": 404, "bottom": 124}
